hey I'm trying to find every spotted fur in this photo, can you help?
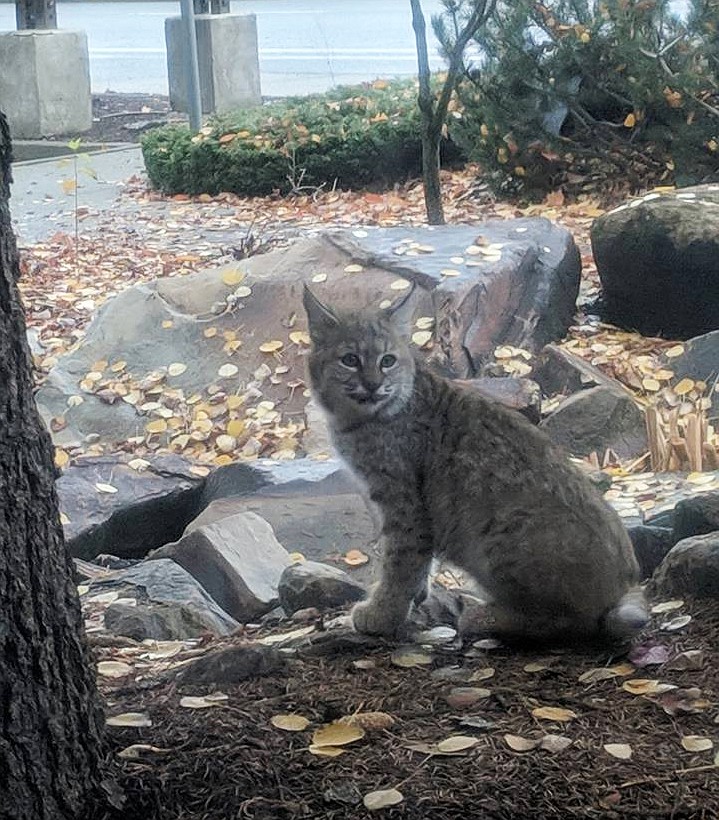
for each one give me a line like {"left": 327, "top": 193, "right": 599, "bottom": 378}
{"left": 303, "top": 286, "right": 647, "bottom": 643}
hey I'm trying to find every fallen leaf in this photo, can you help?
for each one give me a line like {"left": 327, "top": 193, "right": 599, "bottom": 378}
{"left": 259, "top": 340, "right": 284, "bottom": 353}
{"left": 217, "top": 363, "right": 239, "bottom": 378}
{"left": 116, "top": 744, "right": 169, "bottom": 760}
{"left": 363, "top": 788, "right": 404, "bottom": 810}
{"left": 221, "top": 268, "right": 245, "bottom": 286}
{"left": 270, "top": 714, "right": 310, "bottom": 732}
{"left": 106, "top": 712, "right": 152, "bottom": 728}
{"left": 540, "top": 734, "right": 573, "bottom": 753}
{"left": 95, "top": 482, "right": 118, "bottom": 494}
{"left": 660, "top": 614, "right": 692, "bottom": 632}
{"left": 681, "top": 735, "right": 714, "bottom": 752}
{"left": 622, "top": 679, "right": 676, "bottom": 695}
{"left": 343, "top": 549, "right": 369, "bottom": 567}
{"left": 411, "top": 330, "right": 433, "bottom": 347}
{"left": 312, "top": 722, "right": 365, "bottom": 748}
{"left": 179, "top": 694, "right": 229, "bottom": 709}
{"left": 436, "top": 735, "right": 481, "bottom": 753}
{"left": 446, "top": 687, "right": 492, "bottom": 709}
{"left": 504, "top": 734, "right": 541, "bottom": 752}
{"left": 389, "top": 278, "right": 411, "bottom": 290}
{"left": 390, "top": 646, "right": 433, "bottom": 668}
{"left": 604, "top": 743, "right": 633, "bottom": 760}
{"left": 628, "top": 642, "right": 671, "bottom": 668}
{"left": 344, "top": 264, "right": 364, "bottom": 274}
{"left": 97, "top": 661, "right": 133, "bottom": 678}
{"left": 469, "top": 667, "right": 495, "bottom": 682}
{"left": 666, "top": 650, "right": 704, "bottom": 671}
{"left": 651, "top": 600, "right": 684, "bottom": 614}
{"left": 167, "top": 362, "right": 187, "bottom": 376}
{"left": 289, "top": 331, "right": 311, "bottom": 345}
{"left": 311, "top": 273, "right": 327, "bottom": 283}
{"left": 531, "top": 706, "right": 577, "bottom": 722}
{"left": 524, "top": 662, "right": 551, "bottom": 673}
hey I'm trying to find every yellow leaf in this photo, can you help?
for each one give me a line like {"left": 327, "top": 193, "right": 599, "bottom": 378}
{"left": 311, "top": 722, "right": 365, "bottom": 748}
{"left": 624, "top": 113, "right": 636, "bottom": 128}
{"left": 54, "top": 448, "right": 70, "bottom": 469}
{"left": 221, "top": 268, "right": 245, "bottom": 287}
{"left": 708, "top": 139, "right": 718, "bottom": 152}
{"left": 674, "top": 378, "right": 695, "bottom": 395}
{"left": 179, "top": 694, "right": 229, "bottom": 709}
{"left": 226, "top": 419, "right": 245, "bottom": 437}
{"left": 642, "top": 377, "right": 660, "bottom": 392}
{"left": 259, "top": 340, "right": 284, "bottom": 353}
{"left": 162, "top": 320, "right": 174, "bottom": 329}
{"left": 110, "top": 360, "right": 127, "bottom": 372}
{"left": 61, "top": 178, "right": 77, "bottom": 195}
{"left": 146, "top": 419, "right": 168, "bottom": 434}
{"left": 288, "top": 551, "right": 306, "bottom": 563}
{"left": 343, "top": 549, "right": 369, "bottom": 566}
{"left": 106, "top": 712, "right": 152, "bottom": 728}
{"left": 289, "top": 331, "right": 311, "bottom": 346}
{"left": 531, "top": 706, "right": 577, "bottom": 722}
{"left": 168, "top": 362, "right": 187, "bottom": 377}
{"left": 218, "top": 132, "right": 236, "bottom": 144}
{"left": 344, "top": 264, "right": 363, "bottom": 274}
{"left": 204, "top": 327, "right": 218, "bottom": 339}
{"left": 270, "top": 714, "right": 310, "bottom": 732}
{"left": 311, "top": 273, "right": 327, "bottom": 283}
{"left": 665, "top": 344, "right": 684, "bottom": 358}
{"left": 440, "top": 268, "right": 462, "bottom": 277}
{"left": 411, "top": 330, "right": 433, "bottom": 348}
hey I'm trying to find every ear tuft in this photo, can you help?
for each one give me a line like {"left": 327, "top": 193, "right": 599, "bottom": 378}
{"left": 303, "top": 284, "right": 340, "bottom": 340}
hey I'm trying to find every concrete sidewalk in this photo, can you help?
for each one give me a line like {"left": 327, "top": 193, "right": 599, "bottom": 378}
{"left": 10, "top": 145, "right": 145, "bottom": 244}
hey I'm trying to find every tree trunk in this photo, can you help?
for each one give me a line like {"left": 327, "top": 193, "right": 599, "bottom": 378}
{"left": 15, "top": 0, "right": 57, "bottom": 29}
{"left": 410, "top": 0, "right": 446, "bottom": 225}
{"left": 0, "top": 112, "right": 107, "bottom": 820}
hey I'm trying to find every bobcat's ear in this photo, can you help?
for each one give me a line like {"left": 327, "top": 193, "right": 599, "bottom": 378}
{"left": 383, "top": 282, "right": 416, "bottom": 335}
{"left": 303, "top": 284, "right": 340, "bottom": 341}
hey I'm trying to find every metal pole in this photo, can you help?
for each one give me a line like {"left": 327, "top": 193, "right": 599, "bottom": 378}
{"left": 179, "top": 0, "right": 203, "bottom": 132}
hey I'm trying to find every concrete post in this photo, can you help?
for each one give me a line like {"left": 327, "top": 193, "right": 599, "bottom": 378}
{"left": 0, "top": 30, "right": 92, "bottom": 138}
{"left": 165, "top": 13, "right": 262, "bottom": 115}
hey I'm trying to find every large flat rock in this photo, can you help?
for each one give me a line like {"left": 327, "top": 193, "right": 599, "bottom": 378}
{"left": 37, "top": 223, "right": 579, "bottom": 452}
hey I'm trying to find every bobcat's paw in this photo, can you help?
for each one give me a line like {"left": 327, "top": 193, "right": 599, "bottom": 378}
{"left": 351, "top": 600, "right": 405, "bottom": 637}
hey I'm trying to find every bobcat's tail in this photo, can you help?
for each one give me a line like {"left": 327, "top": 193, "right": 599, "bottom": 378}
{"left": 602, "top": 588, "right": 649, "bottom": 642}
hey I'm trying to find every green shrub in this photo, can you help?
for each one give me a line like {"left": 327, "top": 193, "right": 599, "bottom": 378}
{"left": 449, "top": 0, "right": 719, "bottom": 198}
{"left": 142, "top": 79, "right": 463, "bottom": 196}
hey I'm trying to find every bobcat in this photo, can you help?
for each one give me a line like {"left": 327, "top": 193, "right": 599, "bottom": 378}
{"left": 302, "top": 285, "right": 647, "bottom": 643}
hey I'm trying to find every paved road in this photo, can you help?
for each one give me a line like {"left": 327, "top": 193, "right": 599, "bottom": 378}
{"left": 0, "top": 0, "right": 448, "bottom": 97}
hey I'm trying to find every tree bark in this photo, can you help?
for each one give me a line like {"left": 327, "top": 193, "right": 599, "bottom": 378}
{"left": 410, "top": 0, "right": 446, "bottom": 225}
{"left": 0, "top": 111, "right": 107, "bottom": 820}
{"left": 15, "top": 0, "right": 57, "bottom": 29}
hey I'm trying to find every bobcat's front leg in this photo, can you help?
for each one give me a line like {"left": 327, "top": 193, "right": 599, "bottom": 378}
{"left": 352, "top": 500, "right": 433, "bottom": 638}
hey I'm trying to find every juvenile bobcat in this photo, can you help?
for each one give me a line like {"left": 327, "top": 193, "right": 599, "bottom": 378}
{"left": 303, "top": 285, "right": 647, "bottom": 643}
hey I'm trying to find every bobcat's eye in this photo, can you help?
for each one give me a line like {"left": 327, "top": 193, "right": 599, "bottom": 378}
{"left": 379, "top": 354, "right": 397, "bottom": 369}
{"left": 340, "top": 353, "right": 361, "bottom": 369}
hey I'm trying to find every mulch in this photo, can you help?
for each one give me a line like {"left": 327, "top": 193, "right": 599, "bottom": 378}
{"left": 96, "top": 598, "right": 719, "bottom": 820}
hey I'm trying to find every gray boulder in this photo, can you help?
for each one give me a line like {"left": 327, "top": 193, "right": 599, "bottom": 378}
{"left": 650, "top": 532, "right": 719, "bottom": 598}
{"left": 627, "top": 525, "right": 676, "bottom": 580}
{"left": 149, "top": 510, "right": 292, "bottom": 623}
{"left": 88, "top": 559, "right": 239, "bottom": 636}
{"left": 104, "top": 601, "right": 211, "bottom": 641}
{"left": 531, "top": 343, "right": 616, "bottom": 397}
{"left": 278, "top": 560, "right": 366, "bottom": 615}
{"left": 672, "top": 492, "right": 719, "bottom": 542}
{"left": 540, "top": 384, "right": 647, "bottom": 459}
{"left": 669, "top": 329, "right": 719, "bottom": 419}
{"left": 591, "top": 185, "right": 719, "bottom": 338}
{"left": 174, "top": 643, "right": 285, "bottom": 686}
{"left": 37, "top": 223, "right": 579, "bottom": 447}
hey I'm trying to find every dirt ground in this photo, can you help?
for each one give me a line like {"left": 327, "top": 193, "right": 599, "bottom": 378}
{"left": 95, "top": 598, "right": 719, "bottom": 820}
{"left": 88, "top": 93, "right": 187, "bottom": 144}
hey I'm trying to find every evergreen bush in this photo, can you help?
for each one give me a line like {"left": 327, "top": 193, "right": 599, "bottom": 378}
{"left": 451, "top": 0, "right": 719, "bottom": 198}
{"left": 142, "top": 79, "right": 461, "bottom": 196}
